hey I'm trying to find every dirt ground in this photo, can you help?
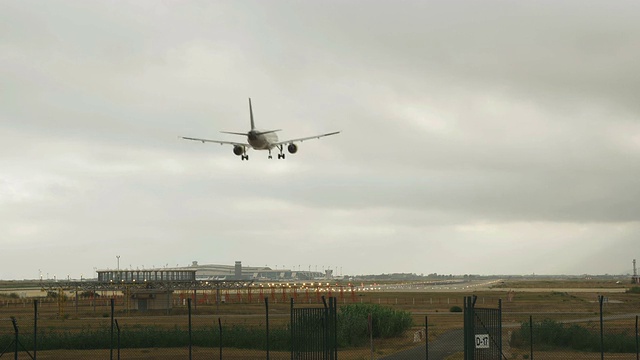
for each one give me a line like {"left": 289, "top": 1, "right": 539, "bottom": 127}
{"left": 2, "top": 278, "right": 639, "bottom": 359}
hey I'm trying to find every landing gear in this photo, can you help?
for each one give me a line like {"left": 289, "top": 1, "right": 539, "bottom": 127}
{"left": 278, "top": 153, "right": 285, "bottom": 159}
{"left": 241, "top": 154, "right": 249, "bottom": 161}
{"left": 277, "top": 145, "right": 285, "bottom": 159}
{"left": 268, "top": 149, "right": 273, "bottom": 159}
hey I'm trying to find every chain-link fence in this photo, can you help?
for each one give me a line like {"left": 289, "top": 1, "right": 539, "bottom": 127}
{"left": 1, "top": 298, "right": 295, "bottom": 359}
{"left": 505, "top": 314, "right": 640, "bottom": 359}
{"left": 2, "top": 295, "right": 639, "bottom": 359}
{"left": 1, "top": 297, "right": 418, "bottom": 360}
{"left": 380, "top": 316, "right": 640, "bottom": 360}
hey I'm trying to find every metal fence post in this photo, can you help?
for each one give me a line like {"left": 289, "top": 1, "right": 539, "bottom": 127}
{"left": 110, "top": 298, "right": 114, "bottom": 360}
{"left": 463, "top": 296, "right": 470, "bottom": 360}
{"left": 11, "top": 317, "right": 18, "bottom": 360}
{"left": 188, "top": 298, "right": 192, "bottom": 360}
{"left": 322, "top": 296, "right": 328, "bottom": 360}
{"left": 636, "top": 315, "right": 638, "bottom": 360}
{"left": 333, "top": 297, "right": 338, "bottom": 360}
{"left": 529, "top": 315, "right": 533, "bottom": 360}
{"left": 266, "top": 297, "right": 270, "bottom": 360}
{"left": 498, "top": 298, "right": 502, "bottom": 355}
{"left": 368, "top": 313, "right": 373, "bottom": 360}
{"left": 217, "top": 318, "right": 222, "bottom": 360}
{"left": 425, "top": 316, "right": 428, "bottom": 360}
{"left": 115, "top": 319, "right": 120, "bottom": 360}
{"left": 34, "top": 299, "right": 38, "bottom": 360}
{"left": 289, "top": 297, "right": 293, "bottom": 360}
{"left": 599, "top": 295, "right": 604, "bottom": 360}
{"left": 463, "top": 297, "right": 467, "bottom": 360}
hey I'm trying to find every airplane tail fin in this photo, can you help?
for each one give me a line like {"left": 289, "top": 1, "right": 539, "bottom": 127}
{"left": 249, "top": 98, "right": 255, "bottom": 130}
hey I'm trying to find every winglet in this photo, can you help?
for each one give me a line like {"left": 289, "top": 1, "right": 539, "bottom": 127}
{"left": 249, "top": 98, "right": 255, "bottom": 130}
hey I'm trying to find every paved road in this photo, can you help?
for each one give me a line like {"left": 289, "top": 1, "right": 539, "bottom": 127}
{"left": 379, "top": 329, "right": 463, "bottom": 360}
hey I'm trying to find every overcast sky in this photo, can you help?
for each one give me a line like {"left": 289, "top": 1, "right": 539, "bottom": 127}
{"left": 2, "top": 1, "right": 640, "bottom": 280}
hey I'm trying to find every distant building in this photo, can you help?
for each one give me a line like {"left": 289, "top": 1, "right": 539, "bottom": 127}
{"left": 96, "top": 261, "right": 329, "bottom": 283}
{"left": 96, "top": 269, "right": 196, "bottom": 283}
{"left": 183, "top": 261, "right": 326, "bottom": 281}
{"left": 129, "top": 288, "right": 173, "bottom": 311}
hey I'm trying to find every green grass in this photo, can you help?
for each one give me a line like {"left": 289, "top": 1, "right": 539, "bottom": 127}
{"left": 0, "top": 324, "right": 288, "bottom": 351}
{"left": 511, "top": 319, "right": 638, "bottom": 353}
{"left": 337, "top": 303, "right": 413, "bottom": 347}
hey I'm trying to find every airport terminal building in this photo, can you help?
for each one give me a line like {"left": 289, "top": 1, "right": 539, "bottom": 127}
{"left": 185, "top": 261, "right": 330, "bottom": 281}
{"left": 96, "top": 261, "right": 332, "bottom": 282}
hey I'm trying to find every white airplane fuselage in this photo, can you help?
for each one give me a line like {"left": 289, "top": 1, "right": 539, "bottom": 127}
{"left": 248, "top": 130, "right": 279, "bottom": 150}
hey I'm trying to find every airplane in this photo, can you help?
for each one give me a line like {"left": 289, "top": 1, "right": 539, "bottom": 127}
{"left": 181, "top": 98, "right": 340, "bottom": 160}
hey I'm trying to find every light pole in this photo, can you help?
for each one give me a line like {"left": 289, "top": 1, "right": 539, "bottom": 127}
{"left": 116, "top": 255, "right": 120, "bottom": 271}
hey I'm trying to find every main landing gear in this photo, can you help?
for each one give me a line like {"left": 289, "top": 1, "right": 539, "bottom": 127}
{"left": 268, "top": 146, "right": 285, "bottom": 159}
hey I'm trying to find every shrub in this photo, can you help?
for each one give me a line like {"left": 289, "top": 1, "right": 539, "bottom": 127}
{"left": 449, "top": 306, "right": 463, "bottom": 312}
{"left": 0, "top": 292, "right": 21, "bottom": 299}
{"left": 511, "top": 319, "right": 637, "bottom": 353}
{"left": 626, "top": 287, "right": 640, "bottom": 294}
{"left": 2, "top": 324, "right": 291, "bottom": 351}
{"left": 337, "top": 303, "right": 413, "bottom": 347}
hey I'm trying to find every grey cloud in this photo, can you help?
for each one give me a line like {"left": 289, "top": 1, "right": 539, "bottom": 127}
{"left": 2, "top": 1, "right": 640, "bottom": 279}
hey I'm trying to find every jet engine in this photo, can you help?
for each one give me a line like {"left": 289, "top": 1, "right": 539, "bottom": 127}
{"left": 233, "top": 145, "right": 244, "bottom": 156}
{"left": 287, "top": 143, "right": 298, "bottom": 154}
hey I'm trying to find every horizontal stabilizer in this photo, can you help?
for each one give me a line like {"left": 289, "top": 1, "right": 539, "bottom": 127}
{"left": 255, "top": 129, "right": 282, "bottom": 136}
{"left": 220, "top": 131, "right": 248, "bottom": 136}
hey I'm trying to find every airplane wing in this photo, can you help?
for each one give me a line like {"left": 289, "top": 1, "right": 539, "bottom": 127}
{"left": 181, "top": 136, "right": 248, "bottom": 147}
{"left": 272, "top": 131, "right": 340, "bottom": 146}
